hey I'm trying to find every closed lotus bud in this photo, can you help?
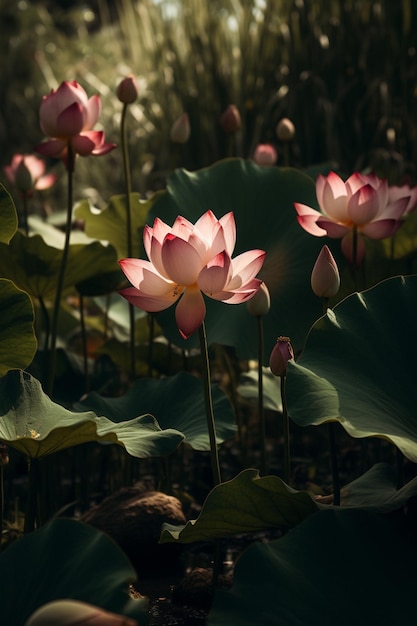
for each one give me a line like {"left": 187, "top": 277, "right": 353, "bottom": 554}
{"left": 170, "top": 113, "right": 191, "bottom": 143}
{"left": 311, "top": 245, "right": 340, "bottom": 298}
{"left": 25, "top": 599, "right": 137, "bottom": 626}
{"left": 276, "top": 117, "right": 295, "bottom": 141}
{"left": 247, "top": 282, "right": 270, "bottom": 316}
{"left": 220, "top": 105, "right": 241, "bottom": 134}
{"left": 253, "top": 144, "right": 278, "bottom": 166}
{"left": 269, "top": 336, "right": 294, "bottom": 377}
{"left": 117, "top": 75, "right": 139, "bottom": 104}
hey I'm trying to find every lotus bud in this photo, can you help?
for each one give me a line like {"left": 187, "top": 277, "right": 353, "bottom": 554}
{"left": 220, "top": 105, "right": 241, "bottom": 134}
{"left": 116, "top": 75, "right": 139, "bottom": 104}
{"left": 276, "top": 117, "right": 295, "bottom": 142}
{"left": 170, "top": 113, "right": 191, "bottom": 144}
{"left": 311, "top": 245, "right": 340, "bottom": 298}
{"left": 25, "top": 599, "right": 137, "bottom": 626}
{"left": 253, "top": 144, "right": 278, "bottom": 166}
{"left": 269, "top": 336, "right": 294, "bottom": 377}
{"left": 247, "top": 282, "right": 270, "bottom": 316}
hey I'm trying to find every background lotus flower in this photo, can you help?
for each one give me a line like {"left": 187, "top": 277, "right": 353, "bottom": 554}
{"left": 253, "top": 144, "right": 278, "bottom": 166}
{"left": 3, "top": 153, "right": 56, "bottom": 196}
{"left": 170, "top": 113, "right": 191, "bottom": 144}
{"left": 119, "top": 210, "right": 265, "bottom": 339}
{"left": 36, "top": 80, "right": 115, "bottom": 167}
{"left": 294, "top": 171, "right": 408, "bottom": 264}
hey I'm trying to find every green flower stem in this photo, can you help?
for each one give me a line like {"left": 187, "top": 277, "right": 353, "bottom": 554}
{"left": 322, "top": 297, "right": 340, "bottom": 505}
{"left": 79, "top": 294, "right": 90, "bottom": 393}
{"left": 22, "top": 193, "right": 29, "bottom": 236}
{"left": 280, "top": 374, "right": 291, "bottom": 485}
{"left": 199, "top": 322, "right": 221, "bottom": 487}
{"left": 120, "top": 102, "right": 136, "bottom": 380}
{"left": 24, "top": 458, "right": 40, "bottom": 533}
{"left": 256, "top": 315, "right": 266, "bottom": 475}
{"left": 351, "top": 225, "right": 359, "bottom": 292}
{"left": 47, "top": 141, "right": 75, "bottom": 396}
{"left": 0, "top": 465, "right": 3, "bottom": 547}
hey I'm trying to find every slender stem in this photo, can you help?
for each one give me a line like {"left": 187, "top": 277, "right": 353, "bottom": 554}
{"left": 121, "top": 102, "right": 136, "bottom": 379}
{"left": 24, "top": 458, "right": 40, "bottom": 533}
{"left": 328, "top": 423, "right": 340, "bottom": 505}
{"left": 199, "top": 323, "right": 221, "bottom": 486}
{"left": 38, "top": 295, "right": 50, "bottom": 352}
{"left": 147, "top": 313, "right": 155, "bottom": 377}
{"left": 47, "top": 142, "right": 75, "bottom": 396}
{"left": 396, "top": 447, "right": 404, "bottom": 490}
{"left": 79, "top": 294, "right": 89, "bottom": 393}
{"left": 22, "top": 193, "right": 29, "bottom": 236}
{"left": 280, "top": 375, "right": 291, "bottom": 485}
{"left": 256, "top": 316, "right": 266, "bottom": 474}
{"left": 351, "top": 225, "right": 359, "bottom": 292}
{"left": 0, "top": 465, "right": 3, "bottom": 547}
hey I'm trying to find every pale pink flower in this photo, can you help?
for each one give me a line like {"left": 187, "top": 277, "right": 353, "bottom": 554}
{"left": 294, "top": 171, "right": 408, "bottom": 265}
{"left": 170, "top": 113, "right": 191, "bottom": 144}
{"left": 119, "top": 210, "right": 266, "bottom": 339}
{"left": 36, "top": 81, "right": 115, "bottom": 167}
{"left": 388, "top": 183, "right": 417, "bottom": 217}
{"left": 253, "top": 144, "right": 278, "bottom": 166}
{"left": 3, "top": 153, "right": 56, "bottom": 196}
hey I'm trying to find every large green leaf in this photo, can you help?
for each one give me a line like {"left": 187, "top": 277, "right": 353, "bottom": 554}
{"left": 0, "top": 183, "right": 18, "bottom": 243}
{"left": 286, "top": 275, "right": 417, "bottom": 461}
{"left": 0, "top": 231, "right": 120, "bottom": 300}
{"left": 147, "top": 159, "right": 325, "bottom": 359}
{"left": 0, "top": 370, "right": 183, "bottom": 458}
{"left": 75, "top": 192, "right": 163, "bottom": 259}
{"left": 0, "top": 518, "right": 148, "bottom": 625}
{"left": 160, "top": 463, "right": 417, "bottom": 545}
{"left": 208, "top": 509, "right": 417, "bottom": 625}
{"left": 160, "top": 469, "right": 318, "bottom": 543}
{"left": 0, "top": 279, "right": 36, "bottom": 376}
{"left": 75, "top": 372, "right": 236, "bottom": 450}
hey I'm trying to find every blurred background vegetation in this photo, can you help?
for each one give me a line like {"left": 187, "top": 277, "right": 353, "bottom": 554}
{"left": 1, "top": 0, "right": 417, "bottom": 206}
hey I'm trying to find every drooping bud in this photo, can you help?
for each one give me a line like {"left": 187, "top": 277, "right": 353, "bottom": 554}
{"left": 220, "top": 105, "right": 241, "bottom": 134}
{"left": 269, "top": 336, "right": 294, "bottom": 377}
{"left": 25, "top": 599, "right": 137, "bottom": 626}
{"left": 276, "top": 117, "right": 295, "bottom": 142}
{"left": 253, "top": 144, "right": 278, "bottom": 166}
{"left": 170, "top": 113, "right": 191, "bottom": 143}
{"left": 116, "top": 75, "right": 139, "bottom": 104}
{"left": 247, "top": 282, "right": 270, "bottom": 316}
{"left": 311, "top": 245, "right": 340, "bottom": 298}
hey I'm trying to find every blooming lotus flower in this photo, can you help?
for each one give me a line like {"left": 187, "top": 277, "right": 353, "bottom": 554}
{"left": 36, "top": 81, "right": 116, "bottom": 168}
{"left": 294, "top": 171, "right": 408, "bottom": 265}
{"left": 253, "top": 144, "right": 278, "bottom": 166}
{"left": 3, "top": 153, "right": 56, "bottom": 196}
{"left": 119, "top": 210, "right": 266, "bottom": 339}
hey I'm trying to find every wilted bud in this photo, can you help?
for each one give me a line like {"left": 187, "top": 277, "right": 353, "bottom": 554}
{"left": 170, "top": 113, "right": 191, "bottom": 144}
{"left": 276, "top": 117, "right": 295, "bottom": 142}
{"left": 253, "top": 144, "right": 278, "bottom": 166}
{"left": 25, "top": 599, "right": 137, "bottom": 626}
{"left": 220, "top": 105, "right": 241, "bottom": 134}
{"left": 116, "top": 75, "right": 139, "bottom": 104}
{"left": 269, "top": 336, "right": 294, "bottom": 377}
{"left": 311, "top": 245, "right": 340, "bottom": 298}
{"left": 247, "top": 282, "right": 270, "bottom": 316}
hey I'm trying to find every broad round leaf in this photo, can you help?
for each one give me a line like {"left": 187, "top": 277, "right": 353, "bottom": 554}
{"left": 160, "top": 469, "right": 318, "bottom": 543}
{"left": 0, "top": 518, "right": 148, "bottom": 625}
{"left": 75, "top": 372, "right": 236, "bottom": 450}
{"left": 75, "top": 192, "right": 163, "bottom": 259}
{"left": 0, "top": 231, "right": 120, "bottom": 300}
{"left": 209, "top": 509, "right": 417, "bottom": 625}
{"left": 0, "top": 370, "right": 183, "bottom": 458}
{"left": 286, "top": 275, "right": 417, "bottom": 461}
{"left": 0, "top": 183, "right": 18, "bottom": 243}
{"left": 147, "top": 159, "right": 324, "bottom": 359}
{"left": 0, "top": 279, "right": 36, "bottom": 376}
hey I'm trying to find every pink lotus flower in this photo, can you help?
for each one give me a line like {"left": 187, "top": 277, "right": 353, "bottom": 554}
{"left": 119, "top": 210, "right": 266, "bottom": 339}
{"left": 170, "top": 113, "right": 191, "bottom": 144}
{"left": 388, "top": 183, "right": 417, "bottom": 217}
{"left": 3, "top": 153, "right": 56, "bottom": 196}
{"left": 294, "top": 171, "right": 408, "bottom": 265}
{"left": 253, "top": 144, "right": 278, "bottom": 166}
{"left": 36, "top": 81, "right": 115, "bottom": 167}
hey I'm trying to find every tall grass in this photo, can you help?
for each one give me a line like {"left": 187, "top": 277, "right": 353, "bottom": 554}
{"left": 1, "top": 0, "right": 417, "bottom": 199}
